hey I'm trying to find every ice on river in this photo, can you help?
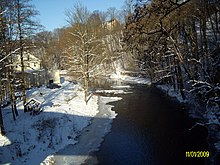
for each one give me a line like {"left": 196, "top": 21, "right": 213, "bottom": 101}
{"left": 46, "top": 96, "right": 122, "bottom": 165}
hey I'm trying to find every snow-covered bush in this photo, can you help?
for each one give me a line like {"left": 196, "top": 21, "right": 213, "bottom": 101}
{"left": 32, "top": 118, "right": 57, "bottom": 148}
{"left": 188, "top": 81, "right": 220, "bottom": 115}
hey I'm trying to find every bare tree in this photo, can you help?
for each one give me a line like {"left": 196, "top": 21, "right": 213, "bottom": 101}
{"left": 65, "top": 2, "right": 90, "bottom": 26}
{"left": 0, "top": 0, "right": 19, "bottom": 120}
{"left": 0, "top": 96, "right": 6, "bottom": 136}
{"left": 64, "top": 4, "right": 104, "bottom": 102}
{"left": 122, "top": 0, "right": 134, "bottom": 21}
{"left": 16, "top": 0, "right": 39, "bottom": 112}
{"left": 0, "top": 0, "right": 40, "bottom": 134}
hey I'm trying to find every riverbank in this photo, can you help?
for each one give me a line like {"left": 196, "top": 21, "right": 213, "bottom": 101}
{"left": 0, "top": 81, "right": 99, "bottom": 165}
{"left": 51, "top": 96, "right": 121, "bottom": 165}
{"left": 0, "top": 80, "right": 126, "bottom": 165}
{"left": 156, "top": 83, "right": 220, "bottom": 164}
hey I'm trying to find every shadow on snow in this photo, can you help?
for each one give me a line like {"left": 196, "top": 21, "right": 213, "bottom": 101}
{"left": 0, "top": 109, "right": 113, "bottom": 165}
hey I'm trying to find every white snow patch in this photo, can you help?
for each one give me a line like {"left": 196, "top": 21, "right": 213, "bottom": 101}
{"left": 111, "top": 85, "right": 131, "bottom": 89}
{"left": 95, "top": 89, "right": 132, "bottom": 94}
{"left": 48, "top": 96, "right": 122, "bottom": 165}
{"left": 122, "top": 75, "right": 151, "bottom": 85}
{"left": 110, "top": 73, "right": 151, "bottom": 85}
{"left": 100, "top": 96, "right": 122, "bottom": 105}
{"left": 108, "top": 62, "right": 150, "bottom": 85}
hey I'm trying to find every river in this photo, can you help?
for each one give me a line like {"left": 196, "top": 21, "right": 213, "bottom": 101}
{"left": 93, "top": 80, "right": 209, "bottom": 165}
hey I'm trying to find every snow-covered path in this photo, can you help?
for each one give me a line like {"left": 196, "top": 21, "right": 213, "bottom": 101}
{"left": 52, "top": 96, "right": 121, "bottom": 165}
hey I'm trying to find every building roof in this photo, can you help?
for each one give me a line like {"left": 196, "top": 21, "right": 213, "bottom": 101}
{"left": 25, "top": 97, "right": 44, "bottom": 106}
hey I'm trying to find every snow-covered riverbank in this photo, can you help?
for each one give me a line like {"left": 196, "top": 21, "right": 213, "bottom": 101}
{"left": 0, "top": 80, "right": 125, "bottom": 165}
{"left": 0, "top": 81, "right": 100, "bottom": 165}
{"left": 51, "top": 96, "right": 121, "bottom": 165}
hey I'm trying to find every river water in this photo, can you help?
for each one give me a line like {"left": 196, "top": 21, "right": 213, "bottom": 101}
{"left": 93, "top": 80, "right": 210, "bottom": 165}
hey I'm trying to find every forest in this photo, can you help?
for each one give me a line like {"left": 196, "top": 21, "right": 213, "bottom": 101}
{"left": 123, "top": 0, "right": 220, "bottom": 161}
{"left": 0, "top": 0, "right": 220, "bottom": 164}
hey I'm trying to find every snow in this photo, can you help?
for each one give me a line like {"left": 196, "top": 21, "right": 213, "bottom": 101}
{"left": 5, "top": 65, "right": 218, "bottom": 164}
{"left": 157, "top": 85, "right": 186, "bottom": 103}
{"left": 0, "top": 81, "right": 99, "bottom": 165}
{"left": 109, "top": 72, "right": 151, "bottom": 85}
{"left": 0, "top": 80, "right": 124, "bottom": 165}
{"left": 110, "top": 68, "right": 181, "bottom": 106}
{"left": 122, "top": 75, "right": 151, "bottom": 85}
{"left": 95, "top": 89, "right": 132, "bottom": 94}
{"left": 51, "top": 96, "right": 122, "bottom": 165}
{"left": 111, "top": 85, "right": 131, "bottom": 89}
{"left": 108, "top": 60, "right": 151, "bottom": 85}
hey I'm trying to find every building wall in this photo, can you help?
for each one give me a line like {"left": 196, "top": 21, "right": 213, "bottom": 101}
{"left": 48, "top": 70, "right": 61, "bottom": 84}
{"left": 14, "top": 52, "right": 41, "bottom": 72}
{"left": 25, "top": 70, "right": 48, "bottom": 88}
{"left": 13, "top": 53, "right": 62, "bottom": 88}
{"left": 103, "top": 19, "right": 120, "bottom": 31}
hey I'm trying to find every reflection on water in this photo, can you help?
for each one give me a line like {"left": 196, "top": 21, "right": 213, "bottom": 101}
{"left": 93, "top": 80, "right": 209, "bottom": 165}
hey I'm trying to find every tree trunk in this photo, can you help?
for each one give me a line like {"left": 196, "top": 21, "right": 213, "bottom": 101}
{"left": 0, "top": 79, "right": 6, "bottom": 136}
{"left": 177, "top": 65, "right": 186, "bottom": 100}
{"left": 11, "top": 82, "right": 18, "bottom": 116}
{"left": 0, "top": 105, "right": 6, "bottom": 136}
{"left": 84, "top": 53, "right": 89, "bottom": 103}
{"left": 191, "top": 19, "right": 200, "bottom": 80}
{"left": 17, "top": 0, "right": 27, "bottom": 112}
{"left": 201, "top": 12, "right": 209, "bottom": 73}
{"left": 84, "top": 75, "right": 89, "bottom": 103}
{"left": 8, "top": 77, "right": 16, "bottom": 121}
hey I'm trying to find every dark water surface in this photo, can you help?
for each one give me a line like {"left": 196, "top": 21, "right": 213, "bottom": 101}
{"left": 93, "top": 81, "right": 209, "bottom": 165}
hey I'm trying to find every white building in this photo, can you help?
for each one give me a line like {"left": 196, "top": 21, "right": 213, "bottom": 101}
{"left": 48, "top": 70, "right": 61, "bottom": 84}
{"left": 13, "top": 52, "right": 62, "bottom": 86}
{"left": 14, "top": 52, "right": 41, "bottom": 72}
{"left": 103, "top": 19, "right": 120, "bottom": 31}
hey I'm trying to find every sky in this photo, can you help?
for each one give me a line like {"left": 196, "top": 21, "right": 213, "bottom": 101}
{"left": 31, "top": 0, "right": 125, "bottom": 32}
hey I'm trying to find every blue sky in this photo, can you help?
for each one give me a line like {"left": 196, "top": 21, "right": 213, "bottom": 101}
{"left": 31, "top": 0, "right": 125, "bottom": 31}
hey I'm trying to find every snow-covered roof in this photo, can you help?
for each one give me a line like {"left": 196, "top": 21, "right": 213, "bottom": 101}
{"left": 25, "top": 97, "right": 44, "bottom": 106}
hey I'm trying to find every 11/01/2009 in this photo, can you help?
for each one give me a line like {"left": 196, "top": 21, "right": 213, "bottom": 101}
{"left": 186, "top": 151, "right": 209, "bottom": 157}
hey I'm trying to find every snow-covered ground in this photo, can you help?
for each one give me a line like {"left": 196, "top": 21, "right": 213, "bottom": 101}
{"left": 51, "top": 96, "right": 122, "bottom": 165}
{"left": 157, "top": 85, "right": 186, "bottom": 103}
{"left": 0, "top": 81, "right": 100, "bottom": 165}
{"left": 0, "top": 68, "right": 152, "bottom": 165}
{"left": 110, "top": 68, "right": 184, "bottom": 103}
{"left": 0, "top": 80, "right": 128, "bottom": 165}
{"left": 109, "top": 72, "right": 151, "bottom": 85}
